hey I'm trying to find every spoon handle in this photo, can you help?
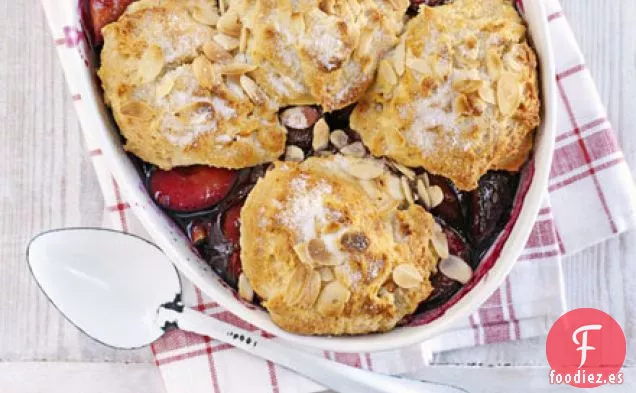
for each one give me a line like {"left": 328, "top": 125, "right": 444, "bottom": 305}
{"left": 158, "top": 307, "right": 465, "bottom": 393}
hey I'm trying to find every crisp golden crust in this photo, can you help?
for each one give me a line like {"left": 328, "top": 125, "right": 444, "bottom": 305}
{"left": 350, "top": 0, "right": 541, "bottom": 190}
{"left": 240, "top": 156, "right": 439, "bottom": 335}
{"left": 229, "top": 0, "right": 409, "bottom": 111}
{"left": 98, "top": 0, "right": 286, "bottom": 170}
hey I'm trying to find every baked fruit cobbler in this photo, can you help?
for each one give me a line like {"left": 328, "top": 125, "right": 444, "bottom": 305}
{"left": 87, "top": 0, "right": 540, "bottom": 335}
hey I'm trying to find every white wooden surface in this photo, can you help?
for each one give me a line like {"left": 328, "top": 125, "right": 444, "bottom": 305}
{"left": 0, "top": 0, "right": 634, "bottom": 392}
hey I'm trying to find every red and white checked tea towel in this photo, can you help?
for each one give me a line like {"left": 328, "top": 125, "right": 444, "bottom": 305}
{"left": 42, "top": 0, "right": 636, "bottom": 392}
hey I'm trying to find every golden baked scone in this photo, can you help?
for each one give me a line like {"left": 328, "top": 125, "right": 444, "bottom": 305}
{"left": 350, "top": 0, "right": 541, "bottom": 190}
{"left": 226, "top": 0, "right": 409, "bottom": 111}
{"left": 240, "top": 155, "right": 440, "bottom": 335}
{"left": 98, "top": 0, "right": 286, "bottom": 169}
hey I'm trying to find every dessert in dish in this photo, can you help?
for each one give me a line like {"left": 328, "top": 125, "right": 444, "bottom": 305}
{"left": 89, "top": 0, "right": 540, "bottom": 335}
{"left": 350, "top": 0, "right": 540, "bottom": 190}
{"left": 241, "top": 156, "right": 438, "bottom": 335}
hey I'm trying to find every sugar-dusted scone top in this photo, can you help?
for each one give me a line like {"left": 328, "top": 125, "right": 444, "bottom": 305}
{"left": 98, "top": 0, "right": 286, "bottom": 170}
{"left": 350, "top": 0, "right": 541, "bottom": 190}
{"left": 226, "top": 0, "right": 409, "bottom": 111}
{"left": 240, "top": 155, "right": 440, "bottom": 335}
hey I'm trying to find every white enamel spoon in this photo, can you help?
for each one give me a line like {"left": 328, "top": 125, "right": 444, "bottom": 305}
{"left": 27, "top": 228, "right": 467, "bottom": 393}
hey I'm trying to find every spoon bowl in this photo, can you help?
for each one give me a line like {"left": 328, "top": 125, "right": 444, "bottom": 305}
{"left": 27, "top": 228, "right": 181, "bottom": 349}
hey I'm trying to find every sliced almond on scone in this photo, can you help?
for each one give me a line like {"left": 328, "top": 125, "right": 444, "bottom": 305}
{"left": 341, "top": 157, "right": 385, "bottom": 180}
{"left": 284, "top": 265, "right": 310, "bottom": 305}
{"left": 120, "top": 101, "right": 154, "bottom": 121}
{"left": 156, "top": 75, "right": 175, "bottom": 99}
{"left": 393, "top": 38, "right": 406, "bottom": 77}
{"left": 392, "top": 263, "right": 424, "bottom": 289}
{"left": 297, "top": 270, "right": 322, "bottom": 307}
{"left": 218, "top": 63, "right": 258, "bottom": 75}
{"left": 497, "top": 72, "right": 521, "bottom": 116}
{"left": 192, "top": 55, "right": 217, "bottom": 89}
{"left": 486, "top": 49, "right": 504, "bottom": 80}
{"left": 202, "top": 41, "right": 232, "bottom": 62}
{"left": 137, "top": 45, "right": 164, "bottom": 83}
{"left": 189, "top": 4, "right": 219, "bottom": 26}
{"left": 214, "top": 33, "right": 240, "bottom": 51}
{"left": 216, "top": 9, "right": 241, "bottom": 36}
{"left": 240, "top": 75, "right": 266, "bottom": 104}
{"left": 316, "top": 280, "right": 351, "bottom": 316}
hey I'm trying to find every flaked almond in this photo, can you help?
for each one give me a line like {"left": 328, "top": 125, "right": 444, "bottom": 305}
{"left": 120, "top": 101, "right": 154, "bottom": 121}
{"left": 387, "top": 175, "right": 404, "bottom": 201}
{"left": 156, "top": 75, "right": 175, "bottom": 99}
{"left": 376, "top": 59, "right": 398, "bottom": 94}
{"left": 281, "top": 106, "right": 321, "bottom": 129}
{"left": 330, "top": 129, "right": 349, "bottom": 149}
{"left": 192, "top": 55, "right": 217, "bottom": 89}
{"left": 307, "top": 238, "right": 331, "bottom": 264}
{"left": 416, "top": 179, "right": 431, "bottom": 209}
{"left": 217, "top": 10, "right": 241, "bottom": 36}
{"left": 401, "top": 176, "right": 414, "bottom": 205}
{"left": 238, "top": 273, "right": 254, "bottom": 302}
{"left": 406, "top": 57, "right": 430, "bottom": 75}
{"left": 284, "top": 265, "right": 309, "bottom": 305}
{"left": 497, "top": 72, "right": 521, "bottom": 116}
{"left": 298, "top": 270, "right": 322, "bottom": 307}
{"left": 174, "top": 102, "right": 214, "bottom": 125}
{"left": 452, "top": 78, "right": 483, "bottom": 94}
{"left": 486, "top": 49, "right": 503, "bottom": 80}
{"left": 340, "top": 142, "right": 366, "bottom": 158}
{"left": 316, "top": 280, "right": 350, "bottom": 316}
{"left": 392, "top": 162, "right": 416, "bottom": 180}
{"left": 428, "top": 185, "right": 444, "bottom": 208}
{"left": 214, "top": 33, "right": 240, "bottom": 51}
{"left": 240, "top": 75, "right": 266, "bottom": 104}
{"left": 318, "top": 267, "right": 335, "bottom": 282}
{"left": 190, "top": 4, "right": 219, "bottom": 26}
{"left": 218, "top": 0, "right": 226, "bottom": 13}
{"left": 285, "top": 145, "right": 305, "bottom": 162}
{"left": 312, "top": 118, "right": 330, "bottom": 151}
{"left": 219, "top": 63, "right": 258, "bottom": 75}
{"left": 202, "top": 41, "right": 232, "bottom": 62}
{"left": 393, "top": 38, "right": 406, "bottom": 76}
{"left": 358, "top": 29, "right": 374, "bottom": 57}
{"left": 293, "top": 242, "right": 313, "bottom": 266}
{"left": 137, "top": 45, "right": 164, "bottom": 83}
{"left": 478, "top": 84, "right": 496, "bottom": 104}
{"left": 392, "top": 263, "right": 423, "bottom": 289}
{"left": 439, "top": 255, "right": 473, "bottom": 284}
{"left": 431, "top": 230, "right": 449, "bottom": 259}
{"left": 420, "top": 173, "right": 430, "bottom": 187}
{"left": 239, "top": 27, "right": 250, "bottom": 52}
{"left": 341, "top": 157, "right": 385, "bottom": 180}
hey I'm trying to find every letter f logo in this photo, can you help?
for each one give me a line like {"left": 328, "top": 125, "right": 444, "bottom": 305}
{"left": 572, "top": 324, "right": 602, "bottom": 368}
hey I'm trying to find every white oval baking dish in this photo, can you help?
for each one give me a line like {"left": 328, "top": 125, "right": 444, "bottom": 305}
{"left": 42, "top": 0, "right": 556, "bottom": 352}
